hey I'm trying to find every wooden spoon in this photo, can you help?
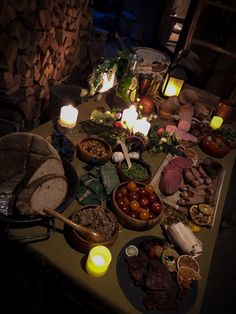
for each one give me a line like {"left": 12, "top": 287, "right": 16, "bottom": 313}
{"left": 43, "top": 208, "right": 104, "bottom": 243}
{"left": 117, "top": 139, "right": 132, "bottom": 169}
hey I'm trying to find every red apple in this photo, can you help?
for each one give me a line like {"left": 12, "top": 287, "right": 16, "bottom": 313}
{"left": 138, "top": 96, "right": 155, "bottom": 115}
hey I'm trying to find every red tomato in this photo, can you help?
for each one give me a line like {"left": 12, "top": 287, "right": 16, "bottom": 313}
{"left": 130, "top": 200, "right": 140, "bottom": 212}
{"left": 151, "top": 201, "right": 162, "bottom": 214}
{"left": 139, "top": 208, "right": 150, "bottom": 221}
{"left": 120, "top": 186, "right": 128, "bottom": 196}
{"left": 128, "top": 192, "right": 139, "bottom": 201}
{"left": 139, "top": 197, "right": 150, "bottom": 208}
{"left": 147, "top": 192, "right": 157, "bottom": 203}
{"left": 119, "top": 204, "right": 129, "bottom": 214}
{"left": 137, "top": 187, "right": 147, "bottom": 198}
{"left": 123, "top": 197, "right": 130, "bottom": 206}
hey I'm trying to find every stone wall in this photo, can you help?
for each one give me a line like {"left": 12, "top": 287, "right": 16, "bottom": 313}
{"left": 0, "top": 0, "right": 92, "bottom": 129}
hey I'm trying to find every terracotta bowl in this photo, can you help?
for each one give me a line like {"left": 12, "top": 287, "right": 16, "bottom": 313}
{"left": 66, "top": 205, "right": 119, "bottom": 253}
{"left": 112, "top": 181, "right": 163, "bottom": 231}
{"left": 77, "top": 137, "right": 112, "bottom": 164}
{"left": 200, "top": 133, "right": 230, "bottom": 158}
{"left": 116, "top": 158, "right": 152, "bottom": 184}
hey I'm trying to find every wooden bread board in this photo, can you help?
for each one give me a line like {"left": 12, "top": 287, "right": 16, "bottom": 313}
{"left": 150, "top": 153, "right": 225, "bottom": 227}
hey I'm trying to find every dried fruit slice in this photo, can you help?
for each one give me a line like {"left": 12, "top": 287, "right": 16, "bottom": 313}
{"left": 125, "top": 245, "right": 139, "bottom": 257}
{"left": 130, "top": 77, "right": 138, "bottom": 90}
{"left": 177, "top": 266, "right": 201, "bottom": 290}
{"left": 189, "top": 205, "right": 211, "bottom": 226}
{"left": 189, "top": 221, "right": 202, "bottom": 233}
{"left": 177, "top": 255, "right": 200, "bottom": 273}
{"left": 129, "top": 89, "right": 136, "bottom": 102}
{"left": 161, "top": 247, "right": 179, "bottom": 272}
{"left": 199, "top": 204, "right": 213, "bottom": 216}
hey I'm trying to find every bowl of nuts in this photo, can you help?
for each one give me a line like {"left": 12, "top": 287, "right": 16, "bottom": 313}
{"left": 77, "top": 137, "right": 112, "bottom": 164}
{"left": 66, "top": 204, "right": 119, "bottom": 253}
{"left": 112, "top": 181, "right": 163, "bottom": 231}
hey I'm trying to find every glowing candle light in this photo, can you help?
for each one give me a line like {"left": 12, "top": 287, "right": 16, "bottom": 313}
{"left": 59, "top": 104, "right": 78, "bottom": 128}
{"left": 210, "top": 116, "right": 223, "bottom": 129}
{"left": 133, "top": 117, "right": 151, "bottom": 136}
{"left": 86, "top": 246, "right": 112, "bottom": 277}
{"left": 121, "top": 105, "right": 138, "bottom": 130}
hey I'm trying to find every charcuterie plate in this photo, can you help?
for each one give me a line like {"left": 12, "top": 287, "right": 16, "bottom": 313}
{"left": 117, "top": 236, "right": 198, "bottom": 313}
{"left": 150, "top": 154, "right": 224, "bottom": 227}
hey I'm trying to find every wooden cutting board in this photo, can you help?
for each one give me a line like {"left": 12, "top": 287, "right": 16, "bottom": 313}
{"left": 150, "top": 153, "right": 225, "bottom": 227}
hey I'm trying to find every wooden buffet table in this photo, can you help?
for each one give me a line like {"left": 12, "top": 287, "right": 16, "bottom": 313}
{"left": 3, "top": 94, "right": 236, "bottom": 314}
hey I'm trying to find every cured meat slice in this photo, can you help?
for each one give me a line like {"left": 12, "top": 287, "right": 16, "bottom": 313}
{"left": 171, "top": 157, "right": 193, "bottom": 168}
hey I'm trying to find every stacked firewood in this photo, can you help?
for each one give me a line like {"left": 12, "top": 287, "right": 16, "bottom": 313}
{"left": 0, "top": 0, "right": 92, "bottom": 128}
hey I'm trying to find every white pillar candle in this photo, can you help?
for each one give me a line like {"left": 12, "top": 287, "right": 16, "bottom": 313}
{"left": 133, "top": 117, "right": 151, "bottom": 136}
{"left": 59, "top": 104, "right": 78, "bottom": 128}
{"left": 85, "top": 246, "right": 112, "bottom": 277}
{"left": 210, "top": 116, "right": 223, "bottom": 129}
{"left": 121, "top": 105, "right": 138, "bottom": 130}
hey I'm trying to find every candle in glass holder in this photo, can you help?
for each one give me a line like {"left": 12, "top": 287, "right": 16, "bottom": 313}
{"left": 59, "top": 104, "right": 78, "bottom": 128}
{"left": 133, "top": 117, "right": 151, "bottom": 136}
{"left": 85, "top": 246, "right": 112, "bottom": 277}
{"left": 210, "top": 116, "right": 223, "bottom": 129}
{"left": 121, "top": 105, "right": 138, "bottom": 130}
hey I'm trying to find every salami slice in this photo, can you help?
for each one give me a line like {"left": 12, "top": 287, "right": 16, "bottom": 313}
{"left": 172, "top": 157, "right": 193, "bottom": 169}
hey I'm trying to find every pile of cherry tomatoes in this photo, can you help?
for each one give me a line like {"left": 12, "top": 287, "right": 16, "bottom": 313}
{"left": 115, "top": 181, "right": 162, "bottom": 221}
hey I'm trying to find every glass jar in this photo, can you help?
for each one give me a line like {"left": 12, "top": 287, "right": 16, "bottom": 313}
{"left": 113, "top": 54, "right": 142, "bottom": 111}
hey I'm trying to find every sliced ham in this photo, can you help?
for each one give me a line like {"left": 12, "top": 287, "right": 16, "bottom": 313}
{"left": 178, "top": 103, "right": 193, "bottom": 132}
{"left": 165, "top": 125, "right": 198, "bottom": 143}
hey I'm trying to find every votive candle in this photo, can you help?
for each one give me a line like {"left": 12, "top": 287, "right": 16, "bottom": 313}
{"left": 210, "top": 116, "right": 223, "bottom": 129}
{"left": 59, "top": 104, "right": 78, "bottom": 128}
{"left": 86, "top": 246, "right": 112, "bottom": 277}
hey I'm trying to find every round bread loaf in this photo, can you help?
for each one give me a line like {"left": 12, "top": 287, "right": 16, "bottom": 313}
{"left": 0, "top": 132, "right": 66, "bottom": 214}
{"left": 0, "top": 132, "right": 64, "bottom": 190}
{"left": 16, "top": 174, "right": 68, "bottom": 216}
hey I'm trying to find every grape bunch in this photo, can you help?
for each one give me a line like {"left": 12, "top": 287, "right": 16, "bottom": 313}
{"left": 51, "top": 130, "right": 74, "bottom": 161}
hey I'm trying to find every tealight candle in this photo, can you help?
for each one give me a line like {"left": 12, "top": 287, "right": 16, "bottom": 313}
{"left": 210, "top": 116, "right": 223, "bottom": 129}
{"left": 86, "top": 246, "right": 112, "bottom": 277}
{"left": 121, "top": 105, "right": 138, "bottom": 131}
{"left": 133, "top": 117, "right": 151, "bottom": 136}
{"left": 59, "top": 104, "right": 78, "bottom": 128}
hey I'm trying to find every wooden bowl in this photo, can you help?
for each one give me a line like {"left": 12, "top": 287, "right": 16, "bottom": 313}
{"left": 112, "top": 181, "right": 163, "bottom": 231}
{"left": 116, "top": 158, "right": 152, "bottom": 183}
{"left": 77, "top": 137, "right": 112, "bottom": 164}
{"left": 200, "top": 133, "right": 230, "bottom": 158}
{"left": 66, "top": 204, "right": 119, "bottom": 253}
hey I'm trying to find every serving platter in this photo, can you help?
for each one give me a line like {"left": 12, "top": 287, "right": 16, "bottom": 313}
{"left": 117, "top": 236, "right": 197, "bottom": 314}
{"left": 150, "top": 154, "right": 225, "bottom": 227}
{"left": 0, "top": 158, "right": 78, "bottom": 224}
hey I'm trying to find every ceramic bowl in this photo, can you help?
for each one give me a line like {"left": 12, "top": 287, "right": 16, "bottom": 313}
{"left": 200, "top": 133, "right": 230, "bottom": 158}
{"left": 112, "top": 181, "right": 163, "bottom": 231}
{"left": 77, "top": 137, "right": 112, "bottom": 164}
{"left": 116, "top": 158, "right": 152, "bottom": 183}
{"left": 66, "top": 204, "right": 119, "bottom": 253}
